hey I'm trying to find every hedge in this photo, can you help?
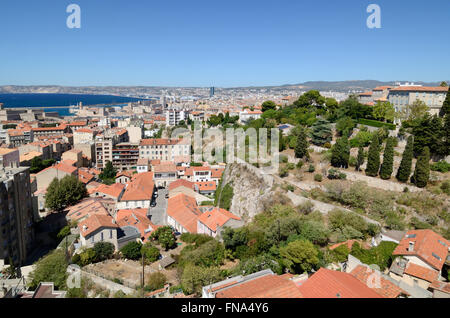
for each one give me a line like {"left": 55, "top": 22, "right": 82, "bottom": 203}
{"left": 358, "top": 119, "right": 396, "bottom": 130}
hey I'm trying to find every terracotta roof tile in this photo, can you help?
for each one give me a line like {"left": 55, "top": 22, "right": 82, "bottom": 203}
{"left": 167, "top": 193, "right": 202, "bottom": 233}
{"left": 404, "top": 263, "right": 439, "bottom": 283}
{"left": 297, "top": 268, "right": 383, "bottom": 298}
{"left": 393, "top": 229, "right": 449, "bottom": 270}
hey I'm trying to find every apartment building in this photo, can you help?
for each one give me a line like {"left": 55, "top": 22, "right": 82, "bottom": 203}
{"left": 31, "top": 124, "right": 68, "bottom": 138}
{"left": 112, "top": 143, "right": 139, "bottom": 171}
{"left": 0, "top": 166, "right": 35, "bottom": 266}
{"left": 165, "top": 109, "right": 189, "bottom": 126}
{"left": 388, "top": 86, "right": 448, "bottom": 115}
{"left": 0, "top": 148, "right": 20, "bottom": 168}
{"left": 139, "top": 138, "right": 190, "bottom": 162}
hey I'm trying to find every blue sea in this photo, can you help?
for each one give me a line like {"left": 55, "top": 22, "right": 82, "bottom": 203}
{"left": 0, "top": 93, "right": 145, "bottom": 116}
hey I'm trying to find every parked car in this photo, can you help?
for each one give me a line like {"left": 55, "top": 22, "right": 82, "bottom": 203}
{"left": 165, "top": 193, "right": 169, "bottom": 199}
{"left": 150, "top": 201, "right": 157, "bottom": 207}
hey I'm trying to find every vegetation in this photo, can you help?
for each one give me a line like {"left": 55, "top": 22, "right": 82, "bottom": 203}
{"left": 120, "top": 241, "right": 143, "bottom": 260}
{"left": 357, "top": 118, "right": 396, "bottom": 130}
{"left": 28, "top": 250, "right": 68, "bottom": 290}
{"left": 150, "top": 226, "right": 176, "bottom": 250}
{"left": 29, "top": 157, "right": 56, "bottom": 174}
{"left": 99, "top": 161, "right": 117, "bottom": 185}
{"left": 379, "top": 137, "right": 395, "bottom": 179}
{"left": 144, "top": 272, "right": 167, "bottom": 292}
{"left": 365, "top": 135, "right": 380, "bottom": 177}
{"left": 331, "top": 136, "right": 350, "bottom": 168}
{"left": 411, "top": 146, "right": 430, "bottom": 188}
{"left": 396, "top": 136, "right": 414, "bottom": 182}
{"left": 294, "top": 126, "right": 309, "bottom": 160}
{"left": 45, "top": 175, "right": 87, "bottom": 211}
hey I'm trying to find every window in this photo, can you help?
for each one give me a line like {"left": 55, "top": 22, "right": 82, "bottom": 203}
{"left": 100, "top": 232, "right": 104, "bottom": 241}
{"left": 91, "top": 236, "right": 94, "bottom": 243}
{"left": 110, "top": 229, "right": 113, "bottom": 238}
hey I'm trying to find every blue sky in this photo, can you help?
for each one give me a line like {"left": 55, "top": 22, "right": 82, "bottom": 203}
{"left": 0, "top": 0, "right": 449, "bottom": 87}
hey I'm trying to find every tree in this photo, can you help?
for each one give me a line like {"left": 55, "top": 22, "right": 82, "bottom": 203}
{"left": 403, "top": 100, "right": 429, "bottom": 123}
{"left": 310, "top": 119, "right": 332, "bottom": 146}
{"left": 356, "top": 145, "right": 365, "bottom": 171}
{"left": 331, "top": 136, "right": 350, "bottom": 168}
{"left": 45, "top": 175, "right": 88, "bottom": 211}
{"left": 440, "top": 81, "right": 448, "bottom": 87}
{"left": 440, "top": 87, "right": 450, "bottom": 117}
{"left": 412, "top": 114, "right": 445, "bottom": 158}
{"left": 99, "top": 161, "right": 117, "bottom": 185}
{"left": 379, "top": 137, "right": 395, "bottom": 179}
{"left": 336, "top": 117, "right": 355, "bottom": 137}
{"left": 373, "top": 101, "right": 395, "bottom": 122}
{"left": 412, "top": 146, "right": 430, "bottom": 188}
{"left": 120, "top": 241, "right": 142, "bottom": 260}
{"left": 338, "top": 95, "right": 372, "bottom": 119}
{"left": 294, "top": 90, "right": 325, "bottom": 108}
{"left": 365, "top": 135, "right": 380, "bottom": 177}
{"left": 141, "top": 243, "right": 160, "bottom": 263}
{"left": 294, "top": 126, "right": 309, "bottom": 159}
{"left": 181, "top": 264, "right": 222, "bottom": 295}
{"left": 28, "top": 250, "right": 68, "bottom": 290}
{"left": 261, "top": 100, "right": 277, "bottom": 113}
{"left": 93, "top": 242, "right": 115, "bottom": 261}
{"left": 396, "top": 135, "right": 414, "bottom": 182}
{"left": 279, "top": 240, "right": 319, "bottom": 274}
{"left": 150, "top": 226, "right": 176, "bottom": 250}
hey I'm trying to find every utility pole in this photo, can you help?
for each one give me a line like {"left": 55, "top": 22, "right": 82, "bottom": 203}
{"left": 141, "top": 253, "right": 145, "bottom": 298}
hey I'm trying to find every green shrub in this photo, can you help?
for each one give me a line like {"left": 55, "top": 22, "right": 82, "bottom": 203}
{"left": 441, "top": 180, "right": 450, "bottom": 195}
{"left": 120, "top": 241, "right": 142, "bottom": 260}
{"left": 93, "top": 242, "right": 115, "bottom": 261}
{"left": 431, "top": 161, "right": 450, "bottom": 173}
{"left": 296, "top": 161, "right": 304, "bottom": 169}
{"left": 287, "top": 163, "right": 295, "bottom": 170}
{"left": 141, "top": 243, "right": 160, "bottom": 263}
{"left": 358, "top": 118, "right": 396, "bottom": 130}
{"left": 314, "top": 174, "right": 323, "bottom": 182}
{"left": 308, "top": 164, "right": 315, "bottom": 173}
{"left": 144, "top": 272, "right": 167, "bottom": 292}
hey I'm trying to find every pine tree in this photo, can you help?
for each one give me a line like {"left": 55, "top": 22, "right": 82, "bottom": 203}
{"left": 365, "top": 135, "right": 380, "bottom": 177}
{"left": 396, "top": 135, "right": 414, "bottom": 182}
{"left": 380, "top": 137, "right": 395, "bottom": 179}
{"left": 295, "top": 127, "right": 309, "bottom": 159}
{"left": 439, "top": 86, "right": 450, "bottom": 117}
{"left": 412, "top": 146, "right": 430, "bottom": 188}
{"left": 356, "top": 145, "right": 365, "bottom": 171}
{"left": 331, "top": 136, "right": 350, "bottom": 168}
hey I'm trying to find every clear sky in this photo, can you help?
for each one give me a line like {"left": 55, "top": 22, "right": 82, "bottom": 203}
{"left": 1, "top": 0, "right": 449, "bottom": 87}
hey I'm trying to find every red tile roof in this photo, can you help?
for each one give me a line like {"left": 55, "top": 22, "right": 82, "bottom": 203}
{"left": 91, "top": 183, "right": 125, "bottom": 199}
{"left": 297, "top": 268, "right": 383, "bottom": 298}
{"left": 403, "top": 263, "right": 439, "bottom": 283}
{"left": 390, "top": 86, "right": 448, "bottom": 92}
{"left": 78, "top": 214, "right": 118, "bottom": 237}
{"left": 78, "top": 170, "right": 95, "bottom": 184}
{"left": 197, "top": 207, "right": 240, "bottom": 232}
{"left": 350, "top": 265, "right": 408, "bottom": 298}
{"left": 168, "top": 179, "right": 195, "bottom": 191}
{"left": 120, "top": 172, "right": 155, "bottom": 201}
{"left": 167, "top": 193, "right": 202, "bottom": 233}
{"left": 393, "top": 230, "right": 449, "bottom": 270}
{"left": 195, "top": 181, "right": 217, "bottom": 192}
{"left": 429, "top": 280, "right": 450, "bottom": 294}
{"left": 214, "top": 274, "right": 303, "bottom": 298}
{"left": 116, "top": 209, "right": 160, "bottom": 242}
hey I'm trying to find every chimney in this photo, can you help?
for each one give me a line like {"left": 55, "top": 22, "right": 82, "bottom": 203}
{"left": 408, "top": 241, "right": 415, "bottom": 252}
{"left": 82, "top": 225, "right": 87, "bottom": 232}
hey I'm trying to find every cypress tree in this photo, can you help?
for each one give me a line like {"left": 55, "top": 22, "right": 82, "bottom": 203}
{"left": 331, "top": 136, "right": 350, "bottom": 168}
{"left": 439, "top": 86, "right": 450, "bottom": 117}
{"left": 380, "top": 137, "right": 395, "bottom": 179}
{"left": 295, "top": 127, "right": 309, "bottom": 159}
{"left": 356, "top": 145, "right": 365, "bottom": 171}
{"left": 412, "top": 146, "right": 430, "bottom": 188}
{"left": 396, "top": 135, "right": 414, "bottom": 182}
{"left": 365, "top": 135, "right": 380, "bottom": 177}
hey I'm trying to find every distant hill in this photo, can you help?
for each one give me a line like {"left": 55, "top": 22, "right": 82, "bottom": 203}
{"left": 0, "top": 80, "right": 447, "bottom": 95}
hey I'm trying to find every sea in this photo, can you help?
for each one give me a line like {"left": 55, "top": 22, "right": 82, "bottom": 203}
{"left": 0, "top": 93, "right": 145, "bottom": 117}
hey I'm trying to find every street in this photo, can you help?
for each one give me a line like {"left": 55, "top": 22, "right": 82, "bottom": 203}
{"left": 147, "top": 188, "right": 168, "bottom": 226}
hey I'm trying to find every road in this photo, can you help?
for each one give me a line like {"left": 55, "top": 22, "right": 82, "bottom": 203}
{"left": 147, "top": 188, "right": 168, "bottom": 226}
